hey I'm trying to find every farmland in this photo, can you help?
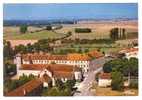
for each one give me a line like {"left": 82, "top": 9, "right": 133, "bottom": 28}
{"left": 4, "top": 28, "right": 66, "bottom": 40}
{"left": 55, "top": 20, "right": 138, "bottom": 39}
{"left": 3, "top": 20, "right": 138, "bottom": 53}
{"left": 4, "top": 20, "right": 138, "bottom": 40}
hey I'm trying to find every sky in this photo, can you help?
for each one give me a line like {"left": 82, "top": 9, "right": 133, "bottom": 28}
{"left": 3, "top": 3, "right": 138, "bottom": 20}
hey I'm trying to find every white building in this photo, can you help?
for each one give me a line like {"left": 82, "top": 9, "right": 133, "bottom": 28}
{"left": 15, "top": 53, "right": 83, "bottom": 84}
{"left": 18, "top": 64, "right": 82, "bottom": 86}
{"left": 98, "top": 73, "right": 111, "bottom": 87}
{"left": 119, "top": 47, "right": 138, "bottom": 59}
{"left": 20, "top": 53, "right": 91, "bottom": 73}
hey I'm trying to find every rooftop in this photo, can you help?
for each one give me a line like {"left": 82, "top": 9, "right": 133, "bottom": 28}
{"left": 99, "top": 73, "right": 111, "bottom": 79}
{"left": 119, "top": 47, "right": 138, "bottom": 54}
{"left": 88, "top": 50, "right": 104, "bottom": 58}
{"left": 21, "top": 64, "right": 81, "bottom": 79}
{"left": 5, "top": 78, "right": 43, "bottom": 96}
{"left": 67, "top": 53, "right": 91, "bottom": 61}
{"left": 22, "top": 53, "right": 91, "bottom": 61}
{"left": 21, "top": 64, "right": 80, "bottom": 72}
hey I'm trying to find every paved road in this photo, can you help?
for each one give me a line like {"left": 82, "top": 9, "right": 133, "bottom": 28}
{"left": 74, "top": 57, "right": 112, "bottom": 96}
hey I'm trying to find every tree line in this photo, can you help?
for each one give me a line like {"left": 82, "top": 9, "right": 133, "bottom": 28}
{"left": 110, "top": 28, "right": 126, "bottom": 40}
{"left": 103, "top": 58, "right": 138, "bottom": 90}
{"left": 61, "top": 38, "right": 114, "bottom": 44}
{"left": 75, "top": 28, "right": 92, "bottom": 33}
{"left": 42, "top": 79, "right": 76, "bottom": 96}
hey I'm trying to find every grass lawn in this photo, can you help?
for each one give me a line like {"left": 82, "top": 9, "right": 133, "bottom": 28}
{"left": 93, "top": 87, "right": 138, "bottom": 96}
{"left": 90, "top": 82, "right": 138, "bottom": 96}
{"left": 4, "top": 30, "right": 66, "bottom": 40}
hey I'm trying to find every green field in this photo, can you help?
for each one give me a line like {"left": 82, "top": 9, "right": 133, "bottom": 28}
{"left": 4, "top": 30, "right": 66, "bottom": 40}
{"left": 53, "top": 42, "right": 122, "bottom": 54}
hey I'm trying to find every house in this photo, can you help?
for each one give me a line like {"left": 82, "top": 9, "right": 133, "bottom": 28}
{"left": 6, "top": 63, "right": 83, "bottom": 96}
{"left": 15, "top": 53, "right": 91, "bottom": 73}
{"left": 119, "top": 47, "right": 138, "bottom": 59}
{"left": 5, "top": 78, "right": 43, "bottom": 96}
{"left": 18, "top": 64, "right": 82, "bottom": 83}
{"left": 98, "top": 73, "right": 111, "bottom": 87}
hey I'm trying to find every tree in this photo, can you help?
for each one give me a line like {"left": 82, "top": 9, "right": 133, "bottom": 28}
{"left": 18, "top": 74, "right": 35, "bottom": 86}
{"left": 122, "top": 28, "right": 126, "bottom": 39}
{"left": 67, "top": 31, "right": 72, "bottom": 36}
{"left": 103, "top": 60, "right": 113, "bottom": 73}
{"left": 55, "top": 79, "right": 64, "bottom": 90}
{"left": 46, "top": 25, "right": 52, "bottom": 30}
{"left": 129, "top": 57, "right": 138, "bottom": 77}
{"left": 15, "top": 44, "right": 27, "bottom": 54}
{"left": 103, "top": 58, "right": 138, "bottom": 77}
{"left": 111, "top": 71, "right": 124, "bottom": 91}
{"left": 33, "top": 42, "right": 40, "bottom": 52}
{"left": 4, "top": 40, "right": 14, "bottom": 59}
{"left": 28, "top": 74, "right": 36, "bottom": 80}
{"left": 110, "top": 28, "right": 119, "bottom": 40}
{"left": 64, "top": 79, "right": 76, "bottom": 90}
{"left": 84, "top": 48, "right": 89, "bottom": 53}
{"left": 20, "top": 25, "right": 28, "bottom": 33}
{"left": 42, "top": 87, "right": 61, "bottom": 96}
{"left": 4, "top": 63, "right": 17, "bottom": 76}
{"left": 75, "top": 28, "right": 91, "bottom": 33}
{"left": 61, "top": 88, "right": 72, "bottom": 96}
{"left": 78, "top": 47, "right": 82, "bottom": 53}
{"left": 42, "top": 79, "right": 75, "bottom": 96}
{"left": 27, "top": 43, "right": 33, "bottom": 53}
{"left": 129, "top": 79, "right": 138, "bottom": 89}
{"left": 6, "top": 80, "right": 19, "bottom": 92}
{"left": 102, "top": 51, "right": 105, "bottom": 55}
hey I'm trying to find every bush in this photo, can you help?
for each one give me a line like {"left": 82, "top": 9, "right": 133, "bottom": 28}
{"left": 129, "top": 79, "right": 138, "bottom": 89}
{"left": 20, "top": 25, "right": 28, "bottom": 33}
{"left": 4, "top": 63, "right": 17, "bottom": 76}
{"left": 103, "top": 58, "right": 138, "bottom": 77}
{"left": 75, "top": 28, "right": 91, "bottom": 33}
{"left": 5, "top": 74, "right": 36, "bottom": 92}
{"left": 46, "top": 25, "right": 52, "bottom": 30}
{"left": 111, "top": 71, "right": 124, "bottom": 91}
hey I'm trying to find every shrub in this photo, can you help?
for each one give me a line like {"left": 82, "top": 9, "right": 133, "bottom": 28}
{"left": 75, "top": 28, "right": 91, "bottom": 33}
{"left": 46, "top": 25, "right": 52, "bottom": 30}
{"left": 129, "top": 79, "right": 138, "bottom": 89}
{"left": 111, "top": 71, "right": 124, "bottom": 91}
{"left": 20, "top": 25, "right": 28, "bottom": 33}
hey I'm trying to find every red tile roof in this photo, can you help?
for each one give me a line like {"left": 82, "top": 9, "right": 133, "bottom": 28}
{"left": 99, "top": 73, "right": 111, "bottom": 79}
{"left": 21, "top": 64, "right": 79, "bottom": 72}
{"left": 53, "top": 71, "right": 74, "bottom": 79}
{"left": 22, "top": 54, "right": 67, "bottom": 61}
{"left": 22, "top": 53, "right": 91, "bottom": 61}
{"left": 67, "top": 53, "right": 91, "bottom": 61}
{"left": 5, "top": 78, "right": 43, "bottom": 96}
{"left": 21, "top": 64, "right": 81, "bottom": 79}
{"left": 88, "top": 50, "right": 104, "bottom": 58}
{"left": 119, "top": 47, "right": 138, "bottom": 54}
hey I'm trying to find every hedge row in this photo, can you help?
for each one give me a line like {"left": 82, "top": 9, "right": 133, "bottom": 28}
{"left": 75, "top": 28, "right": 91, "bottom": 33}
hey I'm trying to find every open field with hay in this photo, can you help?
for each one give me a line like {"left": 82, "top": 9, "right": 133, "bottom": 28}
{"left": 3, "top": 20, "right": 138, "bottom": 52}
{"left": 55, "top": 20, "right": 138, "bottom": 39}
{"left": 4, "top": 20, "right": 138, "bottom": 40}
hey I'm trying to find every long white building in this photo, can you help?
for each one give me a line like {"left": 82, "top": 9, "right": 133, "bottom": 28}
{"left": 16, "top": 53, "right": 91, "bottom": 73}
